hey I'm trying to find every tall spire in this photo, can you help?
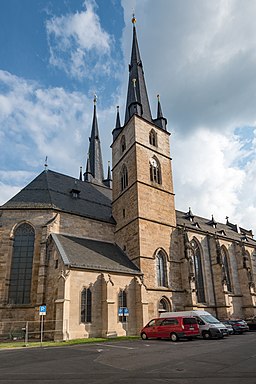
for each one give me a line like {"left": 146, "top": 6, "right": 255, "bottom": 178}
{"left": 124, "top": 15, "right": 152, "bottom": 124}
{"left": 84, "top": 94, "right": 104, "bottom": 184}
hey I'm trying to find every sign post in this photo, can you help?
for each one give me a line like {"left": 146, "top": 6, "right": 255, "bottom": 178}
{"left": 118, "top": 307, "right": 129, "bottom": 334}
{"left": 39, "top": 305, "right": 46, "bottom": 346}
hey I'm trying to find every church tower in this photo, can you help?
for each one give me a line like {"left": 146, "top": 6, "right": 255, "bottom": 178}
{"left": 112, "top": 17, "right": 176, "bottom": 312}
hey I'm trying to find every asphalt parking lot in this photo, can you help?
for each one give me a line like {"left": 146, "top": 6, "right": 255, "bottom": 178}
{"left": 1, "top": 332, "right": 256, "bottom": 384}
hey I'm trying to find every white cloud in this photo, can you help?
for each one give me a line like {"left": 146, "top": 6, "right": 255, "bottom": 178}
{"left": 1, "top": 0, "right": 256, "bottom": 236}
{"left": 122, "top": 0, "right": 256, "bottom": 131}
{"left": 0, "top": 69, "right": 115, "bottom": 205}
{"left": 0, "top": 171, "right": 36, "bottom": 206}
{"left": 46, "top": 0, "right": 113, "bottom": 80}
{"left": 172, "top": 129, "right": 245, "bottom": 222}
{"left": 120, "top": 0, "right": 256, "bottom": 232}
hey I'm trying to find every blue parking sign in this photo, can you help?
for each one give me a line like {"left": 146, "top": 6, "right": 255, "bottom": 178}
{"left": 39, "top": 305, "right": 46, "bottom": 316}
{"left": 118, "top": 307, "right": 123, "bottom": 316}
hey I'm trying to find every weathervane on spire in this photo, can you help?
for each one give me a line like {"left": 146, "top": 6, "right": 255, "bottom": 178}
{"left": 93, "top": 93, "right": 97, "bottom": 105}
{"left": 132, "top": 12, "right": 136, "bottom": 24}
{"left": 44, "top": 156, "right": 48, "bottom": 172}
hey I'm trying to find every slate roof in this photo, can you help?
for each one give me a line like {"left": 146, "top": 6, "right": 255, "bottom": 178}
{"left": 1, "top": 168, "right": 255, "bottom": 246}
{"left": 176, "top": 210, "right": 256, "bottom": 246}
{"left": 52, "top": 233, "right": 141, "bottom": 275}
{"left": 1, "top": 169, "right": 114, "bottom": 224}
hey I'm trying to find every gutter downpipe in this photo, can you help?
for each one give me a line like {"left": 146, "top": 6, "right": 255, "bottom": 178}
{"left": 207, "top": 233, "right": 218, "bottom": 319}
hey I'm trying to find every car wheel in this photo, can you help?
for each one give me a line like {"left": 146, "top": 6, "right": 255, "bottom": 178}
{"left": 202, "top": 331, "right": 212, "bottom": 340}
{"left": 141, "top": 332, "right": 148, "bottom": 340}
{"left": 170, "top": 333, "right": 178, "bottom": 342}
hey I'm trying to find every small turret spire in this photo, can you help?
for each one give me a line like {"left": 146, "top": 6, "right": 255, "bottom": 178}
{"left": 157, "top": 94, "right": 163, "bottom": 118}
{"left": 103, "top": 161, "right": 112, "bottom": 188}
{"left": 84, "top": 152, "right": 92, "bottom": 182}
{"left": 107, "top": 161, "right": 111, "bottom": 180}
{"left": 79, "top": 166, "right": 83, "bottom": 181}
{"left": 153, "top": 94, "right": 167, "bottom": 130}
{"left": 115, "top": 106, "right": 121, "bottom": 129}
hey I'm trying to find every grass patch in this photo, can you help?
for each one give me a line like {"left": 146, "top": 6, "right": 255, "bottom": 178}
{"left": 0, "top": 336, "right": 140, "bottom": 349}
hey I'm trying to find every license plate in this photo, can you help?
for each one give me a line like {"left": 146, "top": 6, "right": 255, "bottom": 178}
{"left": 190, "top": 327, "right": 194, "bottom": 330}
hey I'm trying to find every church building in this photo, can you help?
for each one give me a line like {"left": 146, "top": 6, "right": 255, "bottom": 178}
{"left": 0, "top": 18, "right": 256, "bottom": 340}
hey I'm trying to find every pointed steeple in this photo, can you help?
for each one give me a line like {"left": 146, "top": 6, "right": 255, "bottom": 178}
{"left": 79, "top": 166, "right": 83, "bottom": 181}
{"left": 124, "top": 15, "right": 152, "bottom": 124}
{"left": 84, "top": 95, "right": 104, "bottom": 184}
{"left": 103, "top": 160, "right": 112, "bottom": 188}
{"left": 84, "top": 152, "right": 93, "bottom": 182}
{"left": 115, "top": 106, "right": 121, "bottom": 129}
{"left": 153, "top": 94, "right": 167, "bottom": 130}
{"left": 112, "top": 105, "right": 123, "bottom": 141}
{"left": 157, "top": 94, "right": 163, "bottom": 118}
{"left": 107, "top": 161, "right": 111, "bottom": 180}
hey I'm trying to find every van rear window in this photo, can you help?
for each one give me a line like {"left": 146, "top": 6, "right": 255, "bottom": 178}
{"left": 183, "top": 317, "right": 197, "bottom": 325}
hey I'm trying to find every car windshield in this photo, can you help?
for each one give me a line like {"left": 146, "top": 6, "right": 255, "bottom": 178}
{"left": 200, "top": 315, "right": 220, "bottom": 324}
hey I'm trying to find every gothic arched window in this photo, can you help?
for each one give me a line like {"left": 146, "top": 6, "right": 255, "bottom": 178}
{"left": 158, "top": 297, "right": 170, "bottom": 314}
{"left": 120, "top": 135, "right": 126, "bottom": 153}
{"left": 81, "top": 287, "right": 92, "bottom": 323}
{"left": 120, "top": 164, "right": 128, "bottom": 191}
{"left": 150, "top": 157, "right": 161, "bottom": 184}
{"left": 156, "top": 250, "right": 168, "bottom": 287}
{"left": 8, "top": 223, "right": 35, "bottom": 305}
{"left": 118, "top": 289, "right": 127, "bottom": 323}
{"left": 191, "top": 239, "right": 205, "bottom": 303}
{"left": 221, "top": 247, "right": 232, "bottom": 292}
{"left": 149, "top": 129, "right": 157, "bottom": 147}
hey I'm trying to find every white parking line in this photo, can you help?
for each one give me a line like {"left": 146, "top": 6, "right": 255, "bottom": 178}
{"left": 95, "top": 343, "right": 135, "bottom": 350}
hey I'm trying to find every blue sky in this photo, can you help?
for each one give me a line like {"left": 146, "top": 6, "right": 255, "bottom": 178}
{"left": 1, "top": 0, "right": 256, "bottom": 233}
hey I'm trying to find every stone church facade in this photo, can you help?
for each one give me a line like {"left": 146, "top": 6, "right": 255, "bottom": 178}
{"left": 1, "top": 19, "right": 256, "bottom": 340}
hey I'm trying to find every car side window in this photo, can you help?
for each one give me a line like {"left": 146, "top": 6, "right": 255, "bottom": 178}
{"left": 161, "top": 318, "right": 178, "bottom": 325}
{"left": 147, "top": 320, "right": 156, "bottom": 327}
{"left": 196, "top": 316, "right": 205, "bottom": 325}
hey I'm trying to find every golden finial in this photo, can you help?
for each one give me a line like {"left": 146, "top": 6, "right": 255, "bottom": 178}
{"left": 132, "top": 13, "right": 136, "bottom": 24}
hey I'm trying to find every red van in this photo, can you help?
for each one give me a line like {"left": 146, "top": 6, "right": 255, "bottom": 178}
{"left": 140, "top": 316, "right": 200, "bottom": 342}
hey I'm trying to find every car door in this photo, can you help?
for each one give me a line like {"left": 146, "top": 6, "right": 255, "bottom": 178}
{"left": 145, "top": 319, "right": 158, "bottom": 338}
{"left": 157, "top": 318, "right": 178, "bottom": 338}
